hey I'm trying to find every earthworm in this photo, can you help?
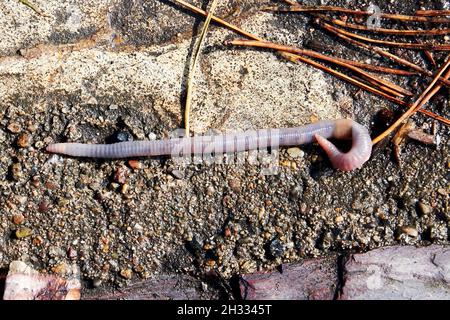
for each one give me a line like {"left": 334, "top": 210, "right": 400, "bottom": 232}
{"left": 46, "top": 119, "right": 372, "bottom": 171}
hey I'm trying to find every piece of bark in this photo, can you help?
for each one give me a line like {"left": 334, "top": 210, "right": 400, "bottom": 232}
{"left": 393, "top": 121, "right": 436, "bottom": 165}
{"left": 239, "top": 257, "right": 338, "bottom": 300}
{"left": 83, "top": 274, "right": 220, "bottom": 300}
{"left": 340, "top": 245, "right": 450, "bottom": 300}
{"left": 407, "top": 130, "right": 435, "bottom": 145}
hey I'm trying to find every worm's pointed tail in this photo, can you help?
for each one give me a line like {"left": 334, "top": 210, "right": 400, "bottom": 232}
{"left": 46, "top": 143, "right": 66, "bottom": 154}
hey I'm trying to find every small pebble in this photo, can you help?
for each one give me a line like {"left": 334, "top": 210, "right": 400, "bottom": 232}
{"left": 171, "top": 169, "right": 185, "bottom": 180}
{"left": 27, "top": 122, "right": 38, "bottom": 132}
{"left": 114, "top": 166, "right": 129, "bottom": 184}
{"left": 206, "top": 186, "right": 215, "bottom": 196}
{"left": 17, "top": 133, "right": 31, "bottom": 148}
{"left": 92, "top": 279, "right": 103, "bottom": 288}
{"left": 7, "top": 122, "right": 21, "bottom": 133}
{"left": 66, "top": 125, "right": 81, "bottom": 140}
{"left": 38, "top": 200, "right": 50, "bottom": 213}
{"left": 289, "top": 186, "right": 303, "bottom": 200}
{"left": 268, "top": 238, "right": 284, "bottom": 259}
{"left": 31, "top": 176, "right": 40, "bottom": 188}
{"left": 45, "top": 181, "right": 58, "bottom": 190}
{"left": 12, "top": 214, "right": 24, "bottom": 225}
{"left": 128, "top": 160, "right": 142, "bottom": 170}
{"left": 32, "top": 236, "right": 43, "bottom": 246}
{"left": 287, "top": 147, "right": 304, "bottom": 158}
{"left": 437, "top": 188, "right": 447, "bottom": 196}
{"left": 299, "top": 203, "right": 307, "bottom": 214}
{"left": 203, "top": 243, "right": 213, "bottom": 250}
{"left": 16, "top": 227, "right": 33, "bottom": 239}
{"left": 67, "top": 247, "right": 78, "bottom": 260}
{"left": 205, "top": 259, "right": 216, "bottom": 267}
{"left": 0, "top": 129, "right": 6, "bottom": 142}
{"left": 113, "top": 131, "right": 132, "bottom": 143}
{"left": 399, "top": 226, "right": 418, "bottom": 238}
{"left": 52, "top": 263, "right": 68, "bottom": 275}
{"left": 352, "top": 200, "right": 363, "bottom": 210}
{"left": 228, "top": 178, "right": 242, "bottom": 193}
{"left": 280, "top": 160, "right": 291, "bottom": 168}
{"left": 418, "top": 202, "right": 432, "bottom": 215}
{"left": 49, "top": 246, "right": 65, "bottom": 257}
{"left": 10, "top": 163, "right": 23, "bottom": 181}
{"left": 133, "top": 223, "right": 144, "bottom": 233}
{"left": 120, "top": 269, "right": 132, "bottom": 279}
{"left": 121, "top": 183, "right": 129, "bottom": 194}
{"left": 133, "top": 265, "right": 144, "bottom": 273}
{"left": 335, "top": 216, "right": 344, "bottom": 223}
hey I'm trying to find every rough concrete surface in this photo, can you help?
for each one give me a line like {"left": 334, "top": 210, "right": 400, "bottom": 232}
{"left": 0, "top": 0, "right": 449, "bottom": 298}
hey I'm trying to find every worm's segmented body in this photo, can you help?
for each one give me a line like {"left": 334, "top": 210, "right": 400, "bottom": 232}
{"left": 46, "top": 119, "right": 372, "bottom": 171}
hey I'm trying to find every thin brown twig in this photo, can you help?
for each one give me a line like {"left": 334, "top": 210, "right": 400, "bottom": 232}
{"left": 316, "top": 20, "right": 450, "bottom": 51}
{"left": 316, "top": 19, "right": 450, "bottom": 87}
{"left": 419, "top": 42, "right": 437, "bottom": 67}
{"left": 402, "top": 24, "right": 438, "bottom": 67}
{"left": 317, "top": 13, "right": 438, "bottom": 66}
{"left": 409, "top": 108, "right": 450, "bottom": 125}
{"left": 333, "top": 58, "right": 417, "bottom": 76}
{"left": 282, "top": 52, "right": 449, "bottom": 125}
{"left": 227, "top": 39, "right": 412, "bottom": 97}
{"left": 174, "top": 1, "right": 414, "bottom": 75}
{"left": 318, "top": 14, "right": 450, "bottom": 36}
{"left": 170, "top": 0, "right": 450, "bottom": 126}
{"left": 172, "top": 0, "right": 263, "bottom": 41}
{"left": 279, "top": 52, "right": 407, "bottom": 103}
{"left": 19, "top": 0, "right": 49, "bottom": 17}
{"left": 373, "top": 55, "right": 450, "bottom": 144}
{"left": 416, "top": 10, "right": 450, "bottom": 17}
{"left": 270, "top": 5, "right": 450, "bottom": 23}
{"left": 184, "top": 0, "right": 218, "bottom": 135}
{"left": 174, "top": 0, "right": 416, "bottom": 77}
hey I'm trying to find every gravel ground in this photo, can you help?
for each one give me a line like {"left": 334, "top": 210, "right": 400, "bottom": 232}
{"left": 0, "top": 0, "right": 449, "bottom": 296}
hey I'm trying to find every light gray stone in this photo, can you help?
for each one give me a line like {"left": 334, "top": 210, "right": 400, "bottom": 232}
{"left": 340, "top": 245, "right": 450, "bottom": 300}
{"left": 240, "top": 257, "right": 338, "bottom": 300}
{"left": 0, "top": 0, "right": 342, "bottom": 135}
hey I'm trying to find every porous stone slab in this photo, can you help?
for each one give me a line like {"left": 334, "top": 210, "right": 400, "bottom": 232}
{"left": 340, "top": 245, "right": 450, "bottom": 300}
{"left": 240, "top": 257, "right": 338, "bottom": 300}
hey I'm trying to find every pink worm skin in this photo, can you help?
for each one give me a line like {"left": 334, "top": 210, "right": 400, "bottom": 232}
{"left": 46, "top": 119, "right": 372, "bottom": 171}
